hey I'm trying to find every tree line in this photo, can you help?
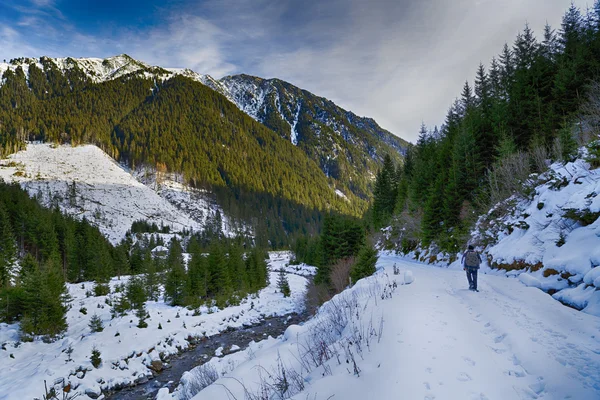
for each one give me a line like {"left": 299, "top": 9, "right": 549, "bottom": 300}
{"left": 0, "top": 181, "right": 270, "bottom": 338}
{"left": 372, "top": 3, "right": 600, "bottom": 253}
{"left": 0, "top": 61, "right": 364, "bottom": 245}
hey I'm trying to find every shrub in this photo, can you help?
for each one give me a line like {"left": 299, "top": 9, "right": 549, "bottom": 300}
{"left": 562, "top": 208, "right": 600, "bottom": 226}
{"left": 537, "top": 202, "right": 544, "bottom": 210}
{"left": 79, "top": 307, "right": 87, "bottom": 315}
{"left": 93, "top": 282, "right": 110, "bottom": 297}
{"left": 556, "top": 233, "right": 566, "bottom": 247}
{"left": 586, "top": 140, "right": 600, "bottom": 168}
{"left": 543, "top": 268, "right": 560, "bottom": 277}
{"left": 91, "top": 347, "right": 102, "bottom": 368}
{"left": 330, "top": 257, "right": 354, "bottom": 294}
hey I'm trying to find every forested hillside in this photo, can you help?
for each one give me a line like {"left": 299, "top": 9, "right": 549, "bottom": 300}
{"left": 372, "top": 3, "right": 600, "bottom": 254}
{"left": 0, "top": 57, "right": 376, "bottom": 243}
{"left": 218, "top": 74, "right": 408, "bottom": 200}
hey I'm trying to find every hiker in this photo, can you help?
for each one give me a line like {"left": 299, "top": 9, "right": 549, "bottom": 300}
{"left": 461, "top": 245, "right": 482, "bottom": 291}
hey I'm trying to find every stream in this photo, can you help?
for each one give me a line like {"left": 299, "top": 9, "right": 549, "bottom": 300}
{"left": 105, "top": 312, "right": 308, "bottom": 400}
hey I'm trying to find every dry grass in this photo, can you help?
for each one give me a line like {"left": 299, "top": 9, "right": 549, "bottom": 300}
{"left": 330, "top": 257, "right": 354, "bottom": 295}
{"left": 543, "top": 268, "right": 560, "bottom": 277}
{"left": 492, "top": 259, "right": 543, "bottom": 272}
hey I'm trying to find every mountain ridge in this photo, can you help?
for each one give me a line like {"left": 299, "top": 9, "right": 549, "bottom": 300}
{"left": 0, "top": 53, "right": 408, "bottom": 243}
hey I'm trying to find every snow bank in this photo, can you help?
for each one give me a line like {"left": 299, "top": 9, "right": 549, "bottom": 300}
{"left": 403, "top": 154, "right": 600, "bottom": 317}
{"left": 519, "top": 273, "right": 542, "bottom": 288}
{"left": 474, "top": 157, "right": 600, "bottom": 315}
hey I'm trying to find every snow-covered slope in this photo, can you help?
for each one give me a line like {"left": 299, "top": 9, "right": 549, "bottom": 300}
{"left": 218, "top": 74, "right": 407, "bottom": 152}
{"left": 0, "top": 54, "right": 216, "bottom": 87}
{"left": 469, "top": 157, "right": 600, "bottom": 314}
{"left": 158, "top": 253, "right": 600, "bottom": 400}
{"left": 0, "top": 143, "right": 231, "bottom": 243}
{"left": 396, "top": 152, "right": 600, "bottom": 318}
{"left": 0, "top": 252, "right": 313, "bottom": 400}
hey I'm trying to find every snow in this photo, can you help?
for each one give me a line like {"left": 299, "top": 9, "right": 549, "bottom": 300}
{"left": 169, "top": 253, "right": 600, "bottom": 400}
{"left": 269, "top": 251, "right": 317, "bottom": 277}
{"left": 289, "top": 101, "right": 301, "bottom": 145}
{"left": 412, "top": 154, "right": 600, "bottom": 317}
{"left": 518, "top": 273, "right": 542, "bottom": 288}
{"left": 335, "top": 189, "right": 348, "bottom": 199}
{"left": 0, "top": 252, "right": 310, "bottom": 400}
{"left": 403, "top": 269, "right": 414, "bottom": 284}
{"left": 0, "top": 143, "right": 236, "bottom": 244}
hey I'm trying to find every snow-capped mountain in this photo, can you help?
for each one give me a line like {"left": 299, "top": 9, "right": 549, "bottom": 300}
{"left": 0, "top": 55, "right": 407, "bottom": 201}
{"left": 216, "top": 74, "right": 408, "bottom": 198}
{"left": 0, "top": 54, "right": 216, "bottom": 87}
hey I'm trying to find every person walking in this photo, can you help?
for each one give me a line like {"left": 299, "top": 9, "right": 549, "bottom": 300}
{"left": 461, "top": 245, "right": 482, "bottom": 292}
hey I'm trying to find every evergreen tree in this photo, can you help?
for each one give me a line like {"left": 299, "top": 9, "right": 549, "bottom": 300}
{"left": 144, "top": 259, "right": 161, "bottom": 301}
{"left": 0, "top": 203, "right": 17, "bottom": 288}
{"left": 277, "top": 269, "right": 291, "bottom": 297}
{"left": 372, "top": 154, "right": 398, "bottom": 227}
{"left": 207, "top": 243, "right": 231, "bottom": 296}
{"left": 89, "top": 314, "right": 104, "bottom": 332}
{"left": 350, "top": 244, "right": 379, "bottom": 284}
{"left": 91, "top": 347, "right": 102, "bottom": 368}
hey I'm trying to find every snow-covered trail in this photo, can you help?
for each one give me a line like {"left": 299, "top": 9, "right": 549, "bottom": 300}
{"left": 345, "top": 254, "right": 600, "bottom": 400}
{"left": 179, "top": 253, "right": 600, "bottom": 400}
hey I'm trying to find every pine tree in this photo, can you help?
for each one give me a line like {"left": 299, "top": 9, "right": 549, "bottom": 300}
{"left": 21, "top": 258, "right": 68, "bottom": 337}
{"left": 350, "top": 244, "right": 378, "bottom": 284}
{"left": 145, "top": 259, "right": 161, "bottom": 301}
{"left": 89, "top": 314, "right": 104, "bottom": 332}
{"left": 163, "top": 237, "right": 188, "bottom": 305}
{"left": 207, "top": 243, "right": 231, "bottom": 296}
{"left": 91, "top": 346, "right": 102, "bottom": 368}
{"left": 0, "top": 203, "right": 17, "bottom": 289}
{"left": 499, "top": 43, "right": 514, "bottom": 99}
{"left": 513, "top": 23, "right": 538, "bottom": 70}
{"left": 277, "top": 269, "right": 291, "bottom": 297}
{"left": 372, "top": 154, "right": 398, "bottom": 228}
{"left": 227, "top": 245, "right": 246, "bottom": 292}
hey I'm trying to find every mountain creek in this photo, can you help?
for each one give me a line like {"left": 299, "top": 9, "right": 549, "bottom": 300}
{"left": 104, "top": 311, "right": 309, "bottom": 400}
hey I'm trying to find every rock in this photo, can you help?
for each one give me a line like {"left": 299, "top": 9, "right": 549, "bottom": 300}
{"left": 76, "top": 371, "right": 85, "bottom": 379}
{"left": 85, "top": 387, "right": 102, "bottom": 399}
{"left": 135, "top": 375, "right": 149, "bottom": 385}
{"left": 149, "top": 360, "right": 164, "bottom": 372}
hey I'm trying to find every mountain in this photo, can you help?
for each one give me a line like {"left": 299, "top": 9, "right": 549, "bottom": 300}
{"left": 0, "top": 54, "right": 407, "bottom": 244}
{"left": 212, "top": 74, "right": 408, "bottom": 200}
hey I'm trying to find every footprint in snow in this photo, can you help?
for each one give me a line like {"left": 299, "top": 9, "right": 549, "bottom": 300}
{"left": 494, "top": 333, "right": 507, "bottom": 343}
{"left": 462, "top": 357, "right": 476, "bottom": 366}
{"left": 504, "top": 366, "right": 526, "bottom": 378}
{"left": 457, "top": 372, "right": 472, "bottom": 382}
{"left": 424, "top": 395, "right": 436, "bottom": 400}
{"left": 423, "top": 382, "right": 431, "bottom": 390}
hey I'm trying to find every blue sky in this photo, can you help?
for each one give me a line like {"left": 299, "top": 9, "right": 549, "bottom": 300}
{"left": 0, "top": 0, "right": 589, "bottom": 142}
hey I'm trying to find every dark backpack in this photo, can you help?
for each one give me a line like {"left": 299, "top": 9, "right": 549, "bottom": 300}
{"left": 465, "top": 251, "right": 480, "bottom": 267}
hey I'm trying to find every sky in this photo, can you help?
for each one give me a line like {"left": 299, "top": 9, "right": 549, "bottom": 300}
{"left": 0, "top": 0, "right": 591, "bottom": 142}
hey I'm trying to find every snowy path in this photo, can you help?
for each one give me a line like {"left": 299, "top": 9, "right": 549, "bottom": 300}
{"left": 338, "top": 254, "right": 600, "bottom": 400}
{"left": 190, "top": 253, "right": 600, "bottom": 400}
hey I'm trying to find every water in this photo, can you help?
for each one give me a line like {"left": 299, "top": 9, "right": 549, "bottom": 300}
{"left": 105, "top": 312, "right": 307, "bottom": 400}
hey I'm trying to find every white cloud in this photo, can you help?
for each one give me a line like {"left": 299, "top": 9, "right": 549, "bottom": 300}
{"left": 122, "top": 14, "right": 236, "bottom": 78}
{"left": 0, "top": 0, "right": 592, "bottom": 142}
